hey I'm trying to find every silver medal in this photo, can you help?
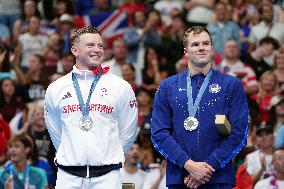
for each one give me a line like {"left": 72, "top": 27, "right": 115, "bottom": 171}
{"left": 79, "top": 116, "right": 93, "bottom": 131}
{"left": 184, "top": 117, "right": 198, "bottom": 131}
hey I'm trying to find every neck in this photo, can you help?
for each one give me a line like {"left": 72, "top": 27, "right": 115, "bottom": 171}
{"left": 276, "top": 172, "right": 284, "bottom": 180}
{"left": 124, "top": 163, "right": 138, "bottom": 174}
{"left": 4, "top": 96, "right": 11, "bottom": 103}
{"left": 224, "top": 58, "right": 239, "bottom": 66}
{"left": 30, "top": 70, "right": 42, "bottom": 80}
{"left": 188, "top": 62, "right": 212, "bottom": 76}
{"left": 264, "top": 20, "right": 273, "bottom": 26}
{"left": 13, "top": 160, "right": 27, "bottom": 173}
{"left": 115, "top": 57, "right": 127, "bottom": 65}
{"left": 260, "top": 89, "right": 274, "bottom": 97}
{"left": 75, "top": 63, "right": 99, "bottom": 71}
{"left": 138, "top": 106, "right": 151, "bottom": 116}
{"left": 277, "top": 116, "right": 284, "bottom": 124}
{"left": 260, "top": 147, "right": 274, "bottom": 154}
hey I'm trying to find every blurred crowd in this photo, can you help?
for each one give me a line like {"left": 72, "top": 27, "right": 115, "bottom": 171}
{"left": 0, "top": 0, "right": 284, "bottom": 188}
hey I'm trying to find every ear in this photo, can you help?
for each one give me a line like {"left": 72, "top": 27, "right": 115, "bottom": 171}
{"left": 184, "top": 48, "right": 188, "bottom": 58}
{"left": 71, "top": 46, "right": 78, "bottom": 57}
{"left": 25, "top": 146, "right": 31, "bottom": 156}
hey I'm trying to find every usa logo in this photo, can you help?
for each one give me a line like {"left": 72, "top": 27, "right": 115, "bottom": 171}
{"left": 209, "top": 84, "right": 221, "bottom": 93}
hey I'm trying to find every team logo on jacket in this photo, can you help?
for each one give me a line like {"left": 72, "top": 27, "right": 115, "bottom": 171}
{"left": 100, "top": 88, "right": 108, "bottom": 97}
{"left": 209, "top": 84, "right": 221, "bottom": 93}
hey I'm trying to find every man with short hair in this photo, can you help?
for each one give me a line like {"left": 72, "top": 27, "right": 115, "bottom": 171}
{"left": 241, "top": 36, "right": 279, "bottom": 79}
{"left": 246, "top": 124, "right": 275, "bottom": 186}
{"left": 219, "top": 38, "right": 258, "bottom": 95}
{"left": 151, "top": 26, "right": 249, "bottom": 189}
{"left": 0, "top": 134, "right": 48, "bottom": 189}
{"left": 207, "top": 1, "right": 240, "bottom": 54}
{"left": 121, "top": 142, "right": 146, "bottom": 189}
{"left": 254, "top": 148, "right": 284, "bottom": 189}
{"left": 44, "top": 26, "right": 138, "bottom": 188}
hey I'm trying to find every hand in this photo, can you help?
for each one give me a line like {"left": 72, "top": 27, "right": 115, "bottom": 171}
{"left": 159, "top": 160, "right": 166, "bottom": 178}
{"left": 184, "top": 160, "right": 215, "bottom": 184}
{"left": 259, "top": 152, "right": 266, "bottom": 171}
{"left": 0, "top": 50, "right": 6, "bottom": 64}
{"left": 5, "top": 176, "right": 13, "bottom": 189}
{"left": 184, "top": 174, "right": 202, "bottom": 189}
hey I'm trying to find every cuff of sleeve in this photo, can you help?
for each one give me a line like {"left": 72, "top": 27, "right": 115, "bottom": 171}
{"left": 178, "top": 154, "right": 190, "bottom": 169}
{"left": 205, "top": 156, "right": 221, "bottom": 171}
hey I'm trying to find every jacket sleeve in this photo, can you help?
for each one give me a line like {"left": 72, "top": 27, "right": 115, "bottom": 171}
{"left": 44, "top": 86, "right": 62, "bottom": 151}
{"left": 117, "top": 83, "right": 138, "bottom": 154}
{"left": 151, "top": 80, "right": 190, "bottom": 169}
{"left": 204, "top": 79, "right": 249, "bottom": 171}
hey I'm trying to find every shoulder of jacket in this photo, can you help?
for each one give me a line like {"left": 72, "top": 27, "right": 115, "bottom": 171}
{"left": 46, "top": 73, "right": 70, "bottom": 93}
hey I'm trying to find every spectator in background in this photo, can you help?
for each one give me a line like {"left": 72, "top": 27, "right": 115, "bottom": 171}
{"left": 0, "top": 41, "right": 14, "bottom": 80}
{"left": 90, "top": 0, "right": 116, "bottom": 15}
{"left": 124, "top": 10, "right": 162, "bottom": 68}
{"left": 103, "top": 38, "right": 142, "bottom": 85}
{"left": 0, "top": 23, "right": 11, "bottom": 46}
{"left": 153, "top": 0, "right": 183, "bottom": 27}
{"left": 0, "top": 134, "right": 48, "bottom": 189}
{"left": 13, "top": 54, "right": 49, "bottom": 102}
{"left": 122, "top": 63, "right": 139, "bottom": 92}
{"left": 136, "top": 87, "right": 152, "bottom": 129}
{"left": 273, "top": 51, "right": 284, "bottom": 90}
{"left": 0, "top": 0, "right": 21, "bottom": 32}
{"left": 207, "top": 1, "right": 241, "bottom": 54}
{"left": 249, "top": 3, "right": 284, "bottom": 50}
{"left": 13, "top": 0, "right": 40, "bottom": 42}
{"left": 246, "top": 124, "right": 275, "bottom": 186}
{"left": 57, "top": 13, "right": 75, "bottom": 55}
{"left": 175, "top": 56, "right": 188, "bottom": 74}
{"left": 25, "top": 101, "right": 56, "bottom": 166}
{"left": 142, "top": 46, "right": 168, "bottom": 96}
{"left": 268, "top": 95, "right": 284, "bottom": 135}
{"left": 275, "top": 125, "right": 284, "bottom": 149}
{"left": 254, "top": 148, "right": 284, "bottom": 189}
{"left": 120, "top": 0, "right": 146, "bottom": 27}
{"left": 143, "top": 159, "right": 167, "bottom": 189}
{"left": 25, "top": 133, "right": 56, "bottom": 187}
{"left": 184, "top": 0, "right": 215, "bottom": 27}
{"left": 15, "top": 15, "right": 48, "bottom": 72}
{"left": 51, "top": 0, "right": 75, "bottom": 26}
{"left": 44, "top": 33, "right": 63, "bottom": 75}
{"left": 241, "top": 37, "right": 279, "bottom": 79}
{"left": 0, "top": 119, "right": 11, "bottom": 167}
{"left": 219, "top": 38, "right": 258, "bottom": 95}
{"left": 161, "top": 13, "right": 187, "bottom": 76}
{"left": 56, "top": 52, "right": 75, "bottom": 75}
{"left": 121, "top": 142, "right": 146, "bottom": 189}
{"left": 0, "top": 78, "right": 26, "bottom": 123}
{"left": 250, "top": 71, "right": 279, "bottom": 123}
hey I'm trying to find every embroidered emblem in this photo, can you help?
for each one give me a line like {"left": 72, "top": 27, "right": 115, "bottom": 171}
{"left": 178, "top": 88, "right": 186, "bottom": 91}
{"left": 130, "top": 100, "right": 137, "bottom": 108}
{"left": 209, "top": 84, "right": 221, "bottom": 93}
{"left": 101, "top": 88, "right": 108, "bottom": 97}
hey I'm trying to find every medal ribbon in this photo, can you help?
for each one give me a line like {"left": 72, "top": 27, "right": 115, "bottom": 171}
{"left": 187, "top": 69, "right": 213, "bottom": 117}
{"left": 9, "top": 163, "right": 30, "bottom": 189}
{"left": 72, "top": 69, "right": 102, "bottom": 118}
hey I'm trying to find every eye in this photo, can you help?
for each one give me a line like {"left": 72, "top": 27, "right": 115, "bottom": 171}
{"left": 204, "top": 41, "right": 210, "bottom": 46}
{"left": 98, "top": 44, "right": 103, "bottom": 49}
{"left": 191, "top": 43, "right": 198, "bottom": 47}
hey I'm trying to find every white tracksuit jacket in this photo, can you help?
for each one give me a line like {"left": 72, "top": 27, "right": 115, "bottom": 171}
{"left": 44, "top": 66, "right": 138, "bottom": 166}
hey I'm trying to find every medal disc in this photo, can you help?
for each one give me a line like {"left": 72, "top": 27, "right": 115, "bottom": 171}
{"left": 184, "top": 117, "right": 198, "bottom": 131}
{"left": 79, "top": 116, "right": 93, "bottom": 131}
